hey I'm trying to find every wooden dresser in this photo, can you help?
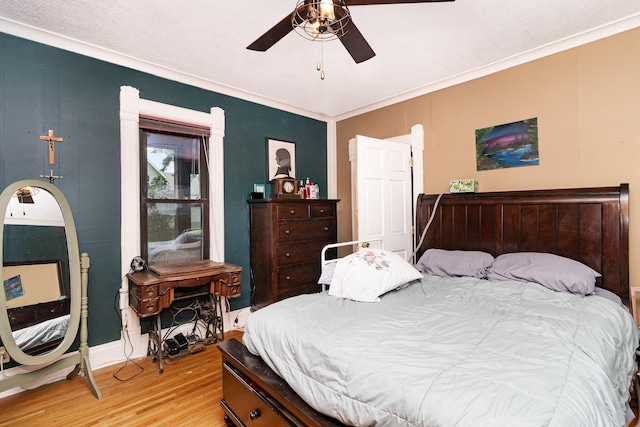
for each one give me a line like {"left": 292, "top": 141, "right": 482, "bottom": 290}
{"left": 248, "top": 198, "right": 339, "bottom": 310}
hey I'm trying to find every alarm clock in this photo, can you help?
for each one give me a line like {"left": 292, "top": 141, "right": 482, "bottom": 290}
{"left": 271, "top": 178, "right": 300, "bottom": 199}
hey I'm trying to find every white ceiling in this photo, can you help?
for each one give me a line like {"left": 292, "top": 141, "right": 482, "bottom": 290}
{"left": 0, "top": 1, "right": 639, "bottom": 120}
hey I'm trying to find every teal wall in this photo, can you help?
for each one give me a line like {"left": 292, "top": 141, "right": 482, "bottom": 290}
{"left": 0, "top": 32, "right": 328, "bottom": 346}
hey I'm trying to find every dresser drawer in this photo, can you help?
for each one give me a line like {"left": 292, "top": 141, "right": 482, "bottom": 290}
{"left": 222, "top": 363, "right": 291, "bottom": 427}
{"left": 277, "top": 240, "right": 329, "bottom": 265}
{"left": 276, "top": 204, "right": 309, "bottom": 220}
{"left": 277, "top": 219, "right": 335, "bottom": 243}
{"left": 278, "top": 263, "right": 322, "bottom": 298}
{"left": 310, "top": 203, "right": 336, "bottom": 218}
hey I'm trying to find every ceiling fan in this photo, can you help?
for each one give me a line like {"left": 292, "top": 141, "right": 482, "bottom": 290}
{"left": 247, "top": 0, "right": 455, "bottom": 64}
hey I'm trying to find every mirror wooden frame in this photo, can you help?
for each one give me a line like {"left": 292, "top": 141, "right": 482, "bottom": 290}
{"left": 0, "top": 180, "right": 101, "bottom": 399}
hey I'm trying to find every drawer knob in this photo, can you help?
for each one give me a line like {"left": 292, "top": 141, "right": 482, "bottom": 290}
{"left": 324, "top": 227, "right": 329, "bottom": 231}
{"left": 249, "top": 409, "right": 261, "bottom": 420}
{"left": 285, "top": 230, "right": 290, "bottom": 234}
{"left": 320, "top": 209, "right": 324, "bottom": 213}
{"left": 286, "top": 276, "right": 291, "bottom": 280}
{"left": 290, "top": 210, "right": 295, "bottom": 214}
{"left": 285, "top": 253, "right": 290, "bottom": 257}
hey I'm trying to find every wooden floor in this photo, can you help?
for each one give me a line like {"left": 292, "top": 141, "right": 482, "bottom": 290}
{"left": 0, "top": 330, "right": 242, "bottom": 427}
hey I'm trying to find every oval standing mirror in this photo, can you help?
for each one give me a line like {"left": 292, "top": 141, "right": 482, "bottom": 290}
{"left": 0, "top": 180, "right": 81, "bottom": 366}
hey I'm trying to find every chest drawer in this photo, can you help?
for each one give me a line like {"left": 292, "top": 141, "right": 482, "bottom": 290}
{"left": 277, "top": 240, "right": 330, "bottom": 265}
{"left": 278, "top": 263, "right": 322, "bottom": 298}
{"left": 277, "top": 204, "right": 309, "bottom": 220}
{"left": 277, "top": 218, "right": 335, "bottom": 243}
{"left": 222, "top": 363, "right": 292, "bottom": 427}
{"left": 310, "top": 203, "right": 335, "bottom": 218}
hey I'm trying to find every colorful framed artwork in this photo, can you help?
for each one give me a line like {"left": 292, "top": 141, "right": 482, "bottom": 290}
{"left": 476, "top": 117, "right": 539, "bottom": 171}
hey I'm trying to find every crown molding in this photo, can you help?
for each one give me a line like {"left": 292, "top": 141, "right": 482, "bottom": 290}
{"left": 334, "top": 13, "right": 640, "bottom": 122}
{"left": 0, "top": 17, "right": 330, "bottom": 123}
{"left": 2, "top": 13, "right": 638, "bottom": 123}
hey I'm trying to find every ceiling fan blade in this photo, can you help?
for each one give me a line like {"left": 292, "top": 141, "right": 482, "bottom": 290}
{"left": 247, "top": 12, "right": 296, "bottom": 51}
{"left": 339, "top": 20, "right": 376, "bottom": 63}
{"left": 347, "top": 0, "right": 454, "bottom": 5}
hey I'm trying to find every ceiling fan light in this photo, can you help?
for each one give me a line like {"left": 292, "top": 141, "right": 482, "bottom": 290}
{"left": 319, "top": 0, "right": 336, "bottom": 21}
{"left": 14, "top": 187, "right": 37, "bottom": 204}
{"left": 293, "top": 0, "right": 350, "bottom": 41}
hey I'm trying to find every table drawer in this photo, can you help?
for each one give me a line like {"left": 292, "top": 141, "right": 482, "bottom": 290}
{"left": 218, "top": 271, "right": 241, "bottom": 298}
{"left": 222, "top": 363, "right": 291, "bottom": 427}
{"left": 129, "top": 291, "right": 160, "bottom": 317}
{"left": 138, "top": 284, "right": 158, "bottom": 299}
{"left": 277, "top": 219, "right": 335, "bottom": 243}
{"left": 219, "top": 283, "right": 240, "bottom": 299}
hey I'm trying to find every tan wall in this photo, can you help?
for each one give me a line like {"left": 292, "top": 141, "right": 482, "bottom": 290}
{"left": 336, "top": 27, "right": 640, "bottom": 285}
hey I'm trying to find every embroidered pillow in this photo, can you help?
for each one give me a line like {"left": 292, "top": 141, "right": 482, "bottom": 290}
{"left": 318, "top": 260, "right": 337, "bottom": 285}
{"left": 328, "top": 248, "right": 422, "bottom": 302}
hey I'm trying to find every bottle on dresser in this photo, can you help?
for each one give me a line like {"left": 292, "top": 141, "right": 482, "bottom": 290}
{"left": 309, "top": 182, "right": 318, "bottom": 199}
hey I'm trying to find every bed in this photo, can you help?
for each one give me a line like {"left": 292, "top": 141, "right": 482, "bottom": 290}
{"left": 218, "top": 184, "right": 638, "bottom": 427}
{"left": 11, "top": 312, "right": 70, "bottom": 355}
{"left": 3, "top": 260, "right": 70, "bottom": 356}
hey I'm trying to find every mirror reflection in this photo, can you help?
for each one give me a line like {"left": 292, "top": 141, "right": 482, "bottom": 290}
{"left": 2, "top": 186, "right": 70, "bottom": 355}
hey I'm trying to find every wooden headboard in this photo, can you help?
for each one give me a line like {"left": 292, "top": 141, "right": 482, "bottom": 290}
{"left": 415, "top": 184, "right": 630, "bottom": 305}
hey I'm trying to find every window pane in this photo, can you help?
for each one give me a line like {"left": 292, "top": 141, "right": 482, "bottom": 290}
{"left": 146, "top": 133, "right": 201, "bottom": 200}
{"left": 147, "top": 202, "right": 203, "bottom": 266}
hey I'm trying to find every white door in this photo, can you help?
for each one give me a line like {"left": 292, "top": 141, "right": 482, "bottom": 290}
{"left": 352, "top": 135, "right": 413, "bottom": 260}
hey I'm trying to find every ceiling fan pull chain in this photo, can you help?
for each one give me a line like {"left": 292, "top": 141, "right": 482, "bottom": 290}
{"left": 317, "top": 43, "right": 326, "bottom": 80}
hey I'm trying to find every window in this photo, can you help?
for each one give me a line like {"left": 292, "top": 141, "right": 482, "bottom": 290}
{"left": 140, "top": 119, "right": 210, "bottom": 266}
{"left": 120, "top": 86, "right": 226, "bottom": 330}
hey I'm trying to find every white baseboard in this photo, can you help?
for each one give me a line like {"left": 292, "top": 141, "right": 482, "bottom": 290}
{"left": 0, "top": 306, "right": 251, "bottom": 398}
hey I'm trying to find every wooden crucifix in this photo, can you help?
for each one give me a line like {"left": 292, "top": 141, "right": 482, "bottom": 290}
{"left": 39, "top": 129, "right": 63, "bottom": 164}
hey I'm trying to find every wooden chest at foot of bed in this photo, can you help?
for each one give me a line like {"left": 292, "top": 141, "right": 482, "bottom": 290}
{"left": 7, "top": 298, "right": 71, "bottom": 330}
{"left": 218, "top": 338, "right": 344, "bottom": 427}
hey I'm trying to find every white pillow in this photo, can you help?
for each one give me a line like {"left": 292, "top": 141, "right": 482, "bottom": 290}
{"left": 328, "top": 248, "right": 422, "bottom": 302}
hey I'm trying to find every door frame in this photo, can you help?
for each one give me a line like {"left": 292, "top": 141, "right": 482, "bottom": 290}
{"left": 348, "top": 124, "right": 424, "bottom": 255}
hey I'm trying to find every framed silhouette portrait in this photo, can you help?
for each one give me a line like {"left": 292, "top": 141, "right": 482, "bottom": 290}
{"left": 266, "top": 138, "right": 296, "bottom": 181}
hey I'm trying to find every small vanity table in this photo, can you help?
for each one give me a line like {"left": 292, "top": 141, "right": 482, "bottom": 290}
{"left": 128, "top": 260, "right": 241, "bottom": 373}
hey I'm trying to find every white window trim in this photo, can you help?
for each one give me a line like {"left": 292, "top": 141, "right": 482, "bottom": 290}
{"left": 118, "top": 85, "right": 225, "bottom": 315}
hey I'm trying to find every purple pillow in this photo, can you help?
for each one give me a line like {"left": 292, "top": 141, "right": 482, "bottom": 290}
{"left": 593, "top": 287, "right": 624, "bottom": 307}
{"left": 415, "top": 249, "right": 494, "bottom": 278}
{"left": 486, "top": 252, "right": 601, "bottom": 295}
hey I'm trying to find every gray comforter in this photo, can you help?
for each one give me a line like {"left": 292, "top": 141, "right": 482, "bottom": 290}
{"left": 243, "top": 275, "right": 638, "bottom": 426}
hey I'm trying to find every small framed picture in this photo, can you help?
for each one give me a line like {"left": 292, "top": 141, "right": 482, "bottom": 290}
{"left": 253, "top": 183, "right": 265, "bottom": 193}
{"left": 266, "top": 138, "right": 296, "bottom": 181}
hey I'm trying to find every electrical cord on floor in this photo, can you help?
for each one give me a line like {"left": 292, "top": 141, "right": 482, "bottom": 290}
{"left": 112, "top": 287, "right": 144, "bottom": 381}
